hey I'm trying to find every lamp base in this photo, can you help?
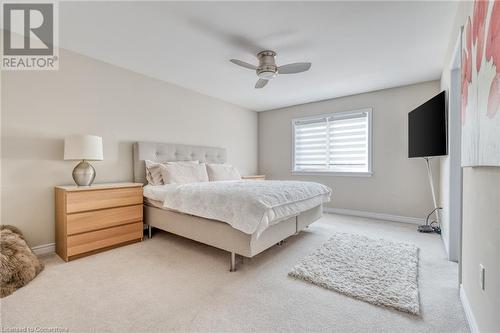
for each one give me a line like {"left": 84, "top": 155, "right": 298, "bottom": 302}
{"left": 72, "top": 160, "right": 96, "bottom": 186}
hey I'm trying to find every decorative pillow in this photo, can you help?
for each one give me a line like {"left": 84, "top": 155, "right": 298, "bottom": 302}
{"left": 206, "top": 163, "right": 242, "bottom": 181}
{"left": 145, "top": 160, "right": 164, "bottom": 185}
{"left": 0, "top": 225, "right": 44, "bottom": 298}
{"left": 145, "top": 160, "right": 198, "bottom": 185}
{"left": 160, "top": 162, "right": 209, "bottom": 184}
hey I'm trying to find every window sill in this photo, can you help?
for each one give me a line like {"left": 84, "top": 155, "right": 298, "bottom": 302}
{"left": 291, "top": 170, "right": 373, "bottom": 177}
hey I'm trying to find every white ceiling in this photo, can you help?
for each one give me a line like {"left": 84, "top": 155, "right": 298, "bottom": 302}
{"left": 59, "top": 1, "right": 458, "bottom": 111}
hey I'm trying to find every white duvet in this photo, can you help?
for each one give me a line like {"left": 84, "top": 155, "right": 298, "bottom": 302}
{"left": 143, "top": 180, "right": 331, "bottom": 237}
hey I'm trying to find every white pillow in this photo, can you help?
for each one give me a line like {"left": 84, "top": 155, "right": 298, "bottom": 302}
{"left": 206, "top": 163, "right": 241, "bottom": 181}
{"left": 160, "top": 162, "right": 209, "bottom": 184}
{"left": 145, "top": 160, "right": 198, "bottom": 185}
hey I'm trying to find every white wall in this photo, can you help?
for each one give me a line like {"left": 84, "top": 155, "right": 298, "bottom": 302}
{"left": 258, "top": 81, "right": 440, "bottom": 219}
{"left": 440, "top": 2, "right": 500, "bottom": 331}
{"left": 1, "top": 49, "right": 258, "bottom": 247}
{"left": 439, "top": 3, "right": 464, "bottom": 263}
{"left": 461, "top": 167, "right": 500, "bottom": 332}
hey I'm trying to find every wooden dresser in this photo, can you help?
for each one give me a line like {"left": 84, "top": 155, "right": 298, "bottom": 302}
{"left": 55, "top": 182, "right": 143, "bottom": 261}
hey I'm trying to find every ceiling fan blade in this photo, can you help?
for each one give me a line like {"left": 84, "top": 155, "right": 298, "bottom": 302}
{"left": 230, "top": 59, "right": 257, "bottom": 70}
{"left": 255, "top": 79, "right": 269, "bottom": 89}
{"left": 278, "top": 62, "right": 311, "bottom": 74}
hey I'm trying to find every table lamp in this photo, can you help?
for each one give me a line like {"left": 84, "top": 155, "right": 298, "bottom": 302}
{"left": 64, "top": 135, "right": 103, "bottom": 186}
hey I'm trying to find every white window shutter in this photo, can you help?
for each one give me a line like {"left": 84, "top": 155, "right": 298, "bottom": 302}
{"left": 328, "top": 111, "right": 369, "bottom": 171}
{"left": 294, "top": 118, "right": 329, "bottom": 170}
{"left": 293, "top": 110, "right": 370, "bottom": 173}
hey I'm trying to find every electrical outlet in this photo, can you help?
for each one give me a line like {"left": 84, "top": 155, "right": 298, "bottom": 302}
{"left": 479, "top": 264, "right": 485, "bottom": 291}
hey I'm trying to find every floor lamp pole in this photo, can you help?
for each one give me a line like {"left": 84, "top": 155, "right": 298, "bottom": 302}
{"left": 418, "top": 157, "right": 440, "bottom": 233}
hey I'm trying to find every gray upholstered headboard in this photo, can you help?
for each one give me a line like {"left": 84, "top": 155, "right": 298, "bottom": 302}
{"left": 133, "top": 142, "right": 227, "bottom": 184}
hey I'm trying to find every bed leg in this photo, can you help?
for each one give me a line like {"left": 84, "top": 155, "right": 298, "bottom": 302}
{"left": 229, "top": 252, "right": 236, "bottom": 272}
{"left": 148, "top": 224, "right": 152, "bottom": 239}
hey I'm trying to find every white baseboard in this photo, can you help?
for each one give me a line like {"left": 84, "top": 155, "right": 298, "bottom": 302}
{"left": 31, "top": 243, "right": 55, "bottom": 256}
{"left": 460, "top": 284, "right": 480, "bottom": 333}
{"left": 323, "top": 207, "right": 425, "bottom": 225}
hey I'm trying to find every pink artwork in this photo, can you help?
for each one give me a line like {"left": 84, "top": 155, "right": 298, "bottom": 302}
{"left": 462, "top": 0, "right": 500, "bottom": 166}
{"left": 486, "top": 1, "right": 500, "bottom": 118}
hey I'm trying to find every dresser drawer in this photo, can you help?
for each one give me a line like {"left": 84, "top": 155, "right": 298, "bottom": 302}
{"left": 67, "top": 222, "right": 143, "bottom": 257}
{"left": 67, "top": 204, "right": 143, "bottom": 235}
{"left": 66, "top": 187, "right": 143, "bottom": 213}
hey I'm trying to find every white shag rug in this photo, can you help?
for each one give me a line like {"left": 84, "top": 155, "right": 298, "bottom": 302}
{"left": 289, "top": 232, "right": 420, "bottom": 315}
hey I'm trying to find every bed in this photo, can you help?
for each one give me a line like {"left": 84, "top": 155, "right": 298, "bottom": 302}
{"left": 133, "top": 142, "right": 330, "bottom": 271}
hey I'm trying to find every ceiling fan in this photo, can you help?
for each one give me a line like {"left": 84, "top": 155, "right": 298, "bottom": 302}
{"left": 230, "top": 50, "right": 311, "bottom": 89}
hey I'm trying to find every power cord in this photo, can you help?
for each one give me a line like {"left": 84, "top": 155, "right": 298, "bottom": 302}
{"left": 426, "top": 207, "right": 442, "bottom": 234}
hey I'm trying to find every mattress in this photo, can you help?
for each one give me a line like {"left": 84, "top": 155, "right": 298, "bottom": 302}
{"left": 143, "top": 197, "right": 164, "bottom": 209}
{"left": 143, "top": 180, "right": 331, "bottom": 237}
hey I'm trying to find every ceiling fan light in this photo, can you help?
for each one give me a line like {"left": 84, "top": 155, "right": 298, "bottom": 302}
{"left": 258, "top": 70, "right": 277, "bottom": 79}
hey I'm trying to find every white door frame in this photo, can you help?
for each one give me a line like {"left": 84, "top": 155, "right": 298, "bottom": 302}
{"left": 448, "top": 30, "right": 463, "bottom": 279}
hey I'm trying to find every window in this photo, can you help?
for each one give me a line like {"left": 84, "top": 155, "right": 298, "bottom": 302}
{"left": 292, "top": 109, "right": 372, "bottom": 176}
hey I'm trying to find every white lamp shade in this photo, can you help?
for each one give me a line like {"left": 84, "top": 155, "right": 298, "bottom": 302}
{"left": 64, "top": 135, "right": 103, "bottom": 161}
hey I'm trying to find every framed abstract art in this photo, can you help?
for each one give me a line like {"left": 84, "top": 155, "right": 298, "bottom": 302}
{"left": 461, "top": 0, "right": 500, "bottom": 166}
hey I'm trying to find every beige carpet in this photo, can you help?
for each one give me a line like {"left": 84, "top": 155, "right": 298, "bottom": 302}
{"left": 0, "top": 214, "right": 468, "bottom": 332}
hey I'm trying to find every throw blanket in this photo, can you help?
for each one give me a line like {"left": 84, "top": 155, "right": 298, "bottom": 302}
{"left": 1, "top": 225, "right": 44, "bottom": 298}
{"left": 145, "top": 180, "right": 331, "bottom": 237}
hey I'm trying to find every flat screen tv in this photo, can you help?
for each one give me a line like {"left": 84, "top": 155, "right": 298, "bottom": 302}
{"left": 408, "top": 91, "right": 447, "bottom": 158}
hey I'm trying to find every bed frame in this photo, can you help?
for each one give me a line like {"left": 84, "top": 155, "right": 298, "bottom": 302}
{"left": 133, "top": 142, "right": 322, "bottom": 271}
